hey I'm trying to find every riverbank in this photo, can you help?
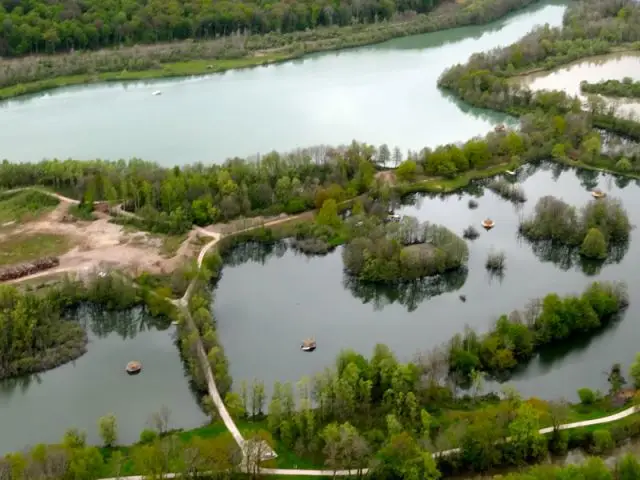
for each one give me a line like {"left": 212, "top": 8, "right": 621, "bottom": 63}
{"left": 0, "top": 0, "right": 546, "bottom": 102}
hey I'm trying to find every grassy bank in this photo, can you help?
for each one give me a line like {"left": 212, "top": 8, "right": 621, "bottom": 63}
{"left": 0, "top": 0, "right": 543, "bottom": 102}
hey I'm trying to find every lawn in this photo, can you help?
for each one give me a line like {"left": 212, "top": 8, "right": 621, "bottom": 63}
{"left": 0, "top": 233, "right": 71, "bottom": 266}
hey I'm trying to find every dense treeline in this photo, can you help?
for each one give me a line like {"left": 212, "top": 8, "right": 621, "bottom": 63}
{"left": 503, "top": 455, "right": 640, "bottom": 480}
{"left": 519, "top": 196, "right": 631, "bottom": 260}
{"left": 0, "top": 0, "right": 541, "bottom": 97}
{"left": 0, "top": 0, "right": 481, "bottom": 57}
{"left": 581, "top": 77, "right": 640, "bottom": 99}
{"left": 0, "top": 271, "right": 178, "bottom": 380}
{"left": 447, "top": 281, "right": 628, "bottom": 380}
{"left": 0, "top": 105, "right": 609, "bottom": 236}
{"left": 438, "top": 0, "right": 640, "bottom": 158}
{"left": 342, "top": 215, "right": 469, "bottom": 282}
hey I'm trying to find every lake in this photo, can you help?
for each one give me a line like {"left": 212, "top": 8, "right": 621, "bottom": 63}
{"left": 0, "top": 1, "right": 566, "bottom": 166}
{"left": 214, "top": 163, "right": 640, "bottom": 402}
{"left": 0, "top": 307, "right": 208, "bottom": 455}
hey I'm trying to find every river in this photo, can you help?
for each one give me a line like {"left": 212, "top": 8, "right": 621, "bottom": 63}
{"left": 214, "top": 163, "right": 640, "bottom": 402}
{"left": 0, "top": 1, "right": 565, "bottom": 166}
{"left": 0, "top": 307, "right": 207, "bottom": 455}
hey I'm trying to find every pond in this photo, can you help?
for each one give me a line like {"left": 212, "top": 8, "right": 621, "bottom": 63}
{"left": 0, "top": 1, "right": 566, "bottom": 165}
{"left": 0, "top": 306, "right": 208, "bottom": 455}
{"left": 520, "top": 52, "right": 640, "bottom": 116}
{"left": 214, "top": 163, "right": 640, "bottom": 403}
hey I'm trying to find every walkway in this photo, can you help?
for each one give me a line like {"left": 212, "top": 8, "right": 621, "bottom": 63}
{"left": 95, "top": 405, "right": 638, "bottom": 480}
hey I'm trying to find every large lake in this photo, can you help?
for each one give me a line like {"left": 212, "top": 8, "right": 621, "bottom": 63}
{"left": 214, "top": 164, "right": 640, "bottom": 402}
{"left": 0, "top": 1, "right": 566, "bottom": 165}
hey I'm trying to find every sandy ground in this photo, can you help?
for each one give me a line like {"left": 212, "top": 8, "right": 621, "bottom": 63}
{"left": 8, "top": 200, "right": 200, "bottom": 277}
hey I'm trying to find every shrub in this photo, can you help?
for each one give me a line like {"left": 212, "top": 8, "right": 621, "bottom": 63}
{"left": 580, "top": 227, "right": 607, "bottom": 259}
{"left": 463, "top": 225, "right": 480, "bottom": 240}
{"left": 485, "top": 251, "right": 506, "bottom": 271}
{"left": 578, "top": 387, "right": 596, "bottom": 405}
{"left": 139, "top": 429, "right": 158, "bottom": 444}
{"left": 591, "top": 430, "right": 614, "bottom": 454}
{"left": 468, "top": 199, "right": 479, "bottom": 209}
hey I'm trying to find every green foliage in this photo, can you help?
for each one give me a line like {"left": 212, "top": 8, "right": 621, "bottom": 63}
{"left": 581, "top": 77, "right": 640, "bottom": 99}
{"left": 581, "top": 227, "right": 607, "bottom": 259}
{"left": 629, "top": 352, "right": 640, "bottom": 389}
{"left": 591, "top": 429, "right": 614, "bottom": 454}
{"left": 0, "top": 190, "right": 59, "bottom": 223}
{"left": 139, "top": 429, "right": 158, "bottom": 445}
{"left": 342, "top": 216, "right": 468, "bottom": 283}
{"left": 520, "top": 196, "right": 631, "bottom": 261}
{"left": 98, "top": 414, "right": 118, "bottom": 447}
{"left": 578, "top": 388, "right": 596, "bottom": 405}
{"left": 447, "top": 281, "right": 628, "bottom": 380}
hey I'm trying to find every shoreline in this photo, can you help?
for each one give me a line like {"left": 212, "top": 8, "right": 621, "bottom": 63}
{"left": 0, "top": 0, "right": 548, "bottom": 103}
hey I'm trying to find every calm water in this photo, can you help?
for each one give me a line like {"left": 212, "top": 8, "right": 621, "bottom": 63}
{"left": 0, "top": 307, "right": 207, "bottom": 454}
{"left": 0, "top": 1, "right": 566, "bottom": 165}
{"left": 521, "top": 52, "right": 640, "bottom": 116}
{"left": 214, "top": 164, "right": 640, "bottom": 402}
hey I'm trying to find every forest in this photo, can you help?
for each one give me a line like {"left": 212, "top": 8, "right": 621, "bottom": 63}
{"left": 581, "top": 77, "right": 640, "bottom": 99}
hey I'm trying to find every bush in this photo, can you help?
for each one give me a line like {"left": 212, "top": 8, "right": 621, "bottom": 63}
{"left": 591, "top": 430, "right": 614, "bottom": 454}
{"left": 485, "top": 251, "right": 506, "bottom": 271}
{"left": 468, "top": 199, "right": 479, "bottom": 209}
{"left": 578, "top": 387, "right": 596, "bottom": 405}
{"left": 139, "top": 429, "right": 158, "bottom": 444}
{"left": 463, "top": 225, "right": 480, "bottom": 240}
{"left": 580, "top": 227, "right": 607, "bottom": 259}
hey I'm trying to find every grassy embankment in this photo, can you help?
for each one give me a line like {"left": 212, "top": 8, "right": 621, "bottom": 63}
{"left": 0, "top": 190, "right": 71, "bottom": 266}
{"left": 0, "top": 0, "right": 543, "bottom": 101}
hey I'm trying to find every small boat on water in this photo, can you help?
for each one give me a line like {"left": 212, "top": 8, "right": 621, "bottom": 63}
{"left": 482, "top": 218, "right": 495, "bottom": 230}
{"left": 301, "top": 338, "right": 316, "bottom": 352}
{"left": 152, "top": 90, "right": 162, "bottom": 96}
{"left": 505, "top": 170, "right": 516, "bottom": 176}
{"left": 126, "top": 361, "right": 142, "bottom": 375}
{"left": 592, "top": 189, "right": 606, "bottom": 199}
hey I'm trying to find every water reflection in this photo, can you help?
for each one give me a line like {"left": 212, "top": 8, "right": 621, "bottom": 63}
{"left": 220, "top": 240, "right": 467, "bottom": 312}
{"left": 521, "top": 237, "right": 629, "bottom": 276}
{"left": 343, "top": 268, "right": 468, "bottom": 312}
{"left": 71, "top": 305, "right": 172, "bottom": 340}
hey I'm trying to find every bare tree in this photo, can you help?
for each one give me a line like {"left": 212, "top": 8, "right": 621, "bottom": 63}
{"left": 548, "top": 399, "right": 570, "bottom": 433}
{"left": 149, "top": 405, "right": 171, "bottom": 435}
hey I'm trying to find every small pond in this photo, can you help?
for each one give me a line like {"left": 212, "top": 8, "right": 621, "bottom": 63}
{"left": 0, "top": 306, "right": 208, "bottom": 455}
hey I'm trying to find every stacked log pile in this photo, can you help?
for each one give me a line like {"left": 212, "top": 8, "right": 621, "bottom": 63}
{"left": 0, "top": 257, "right": 60, "bottom": 281}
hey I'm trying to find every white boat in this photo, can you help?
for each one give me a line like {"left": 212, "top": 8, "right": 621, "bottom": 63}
{"left": 152, "top": 90, "right": 162, "bottom": 96}
{"left": 505, "top": 170, "right": 516, "bottom": 176}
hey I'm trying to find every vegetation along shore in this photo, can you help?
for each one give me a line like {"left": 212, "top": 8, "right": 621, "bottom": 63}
{"left": 1, "top": 0, "right": 543, "bottom": 101}
{"left": 4, "top": 0, "right": 640, "bottom": 477}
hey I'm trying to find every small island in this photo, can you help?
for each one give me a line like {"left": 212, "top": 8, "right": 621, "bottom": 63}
{"left": 519, "top": 195, "right": 631, "bottom": 261}
{"left": 0, "top": 284, "right": 87, "bottom": 381}
{"left": 342, "top": 216, "right": 469, "bottom": 283}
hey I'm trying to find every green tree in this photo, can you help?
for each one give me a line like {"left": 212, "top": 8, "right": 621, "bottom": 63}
{"left": 580, "top": 227, "right": 607, "bottom": 259}
{"left": 98, "top": 413, "right": 118, "bottom": 447}
{"left": 317, "top": 199, "right": 341, "bottom": 228}
{"left": 373, "top": 431, "right": 439, "bottom": 480}
{"left": 630, "top": 352, "right": 640, "bottom": 388}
